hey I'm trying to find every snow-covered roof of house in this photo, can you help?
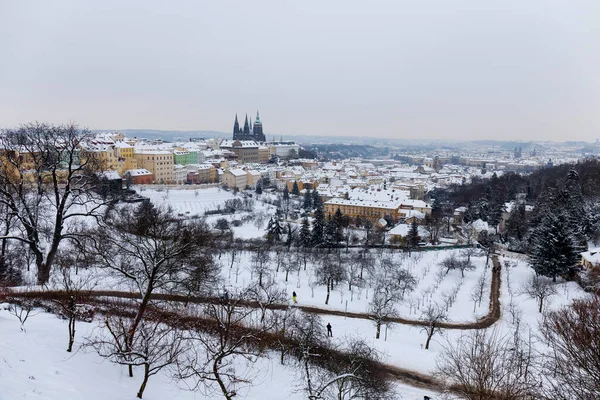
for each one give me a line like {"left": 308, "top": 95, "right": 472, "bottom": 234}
{"left": 100, "top": 171, "right": 121, "bottom": 180}
{"left": 226, "top": 168, "right": 247, "bottom": 177}
{"left": 113, "top": 141, "right": 132, "bottom": 149}
{"left": 471, "top": 219, "right": 489, "bottom": 232}
{"left": 581, "top": 248, "right": 600, "bottom": 265}
{"left": 401, "top": 199, "right": 431, "bottom": 209}
{"left": 134, "top": 150, "right": 172, "bottom": 155}
{"left": 400, "top": 209, "right": 425, "bottom": 219}
{"left": 388, "top": 224, "right": 430, "bottom": 238}
{"left": 220, "top": 140, "right": 260, "bottom": 148}
{"left": 125, "top": 169, "right": 152, "bottom": 176}
{"left": 246, "top": 169, "right": 261, "bottom": 176}
{"left": 325, "top": 197, "right": 403, "bottom": 210}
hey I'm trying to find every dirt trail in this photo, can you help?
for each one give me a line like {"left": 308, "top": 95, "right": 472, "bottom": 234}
{"left": 0, "top": 256, "right": 504, "bottom": 395}
{"left": 2, "top": 256, "right": 502, "bottom": 330}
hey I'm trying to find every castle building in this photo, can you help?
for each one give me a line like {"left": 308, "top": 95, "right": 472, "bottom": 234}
{"left": 233, "top": 111, "right": 266, "bottom": 142}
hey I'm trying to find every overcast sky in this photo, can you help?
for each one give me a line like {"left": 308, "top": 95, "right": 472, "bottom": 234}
{"left": 1, "top": 1, "right": 599, "bottom": 141}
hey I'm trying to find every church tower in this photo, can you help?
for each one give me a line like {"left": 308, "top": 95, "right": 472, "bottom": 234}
{"left": 233, "top": 114, "right": 240, "bottom": 137}
{"left": 252, "top": 110, "right": 265, "bottom": 142}
{"left": 243, "top": 114, "right": 250, "bottom": 134}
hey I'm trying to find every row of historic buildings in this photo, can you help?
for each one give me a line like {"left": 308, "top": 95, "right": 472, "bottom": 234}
{"left": 76, "top": 127, "right": 299, "bottom": 184}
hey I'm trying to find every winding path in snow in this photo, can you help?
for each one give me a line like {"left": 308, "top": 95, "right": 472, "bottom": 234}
{"left": 2, "top": 255, "right": 502, "bottom": 331}
{"left": 1, "top": 256, "right": 503, "bottom": 395}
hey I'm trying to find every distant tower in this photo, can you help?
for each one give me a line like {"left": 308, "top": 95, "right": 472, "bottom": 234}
{"left": 233, "top": 114, "right": 240, "bottom": 136}
{"left": 243, "top": 114, "right": 250, "bottom": 134}
{"left": 253, "top": 110, "right": 265, "bottom": 142}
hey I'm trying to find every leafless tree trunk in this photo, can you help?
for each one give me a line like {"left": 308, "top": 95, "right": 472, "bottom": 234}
{"left": 538, "top": 295, "right": 600, "bottom": 399}
{"left": 176, "top": 288, "right": 269, "bottom": 400}
{"left": 83, "top": 202, "right": 216, "bottom": 376}
{"left": 0, "top": 123, "right": 107, "bottom": 284}
{"left": 436, "top": 328, "right": 539, "bottom": 399}
{"left": 420, "top": 303, "right": 447, "bottom": 350}
{"left": 50, "top": 251, "right": 97, "bottom": 352}
{"left": 520, "top": 274, "right": 557, "bottom": 313}
{"left": 87, "top": 314, "right": 186, "bottom": 399}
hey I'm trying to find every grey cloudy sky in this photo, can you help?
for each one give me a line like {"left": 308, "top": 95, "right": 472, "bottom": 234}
{"left": 1, "top": 0, "right": 599, "bottom": 141}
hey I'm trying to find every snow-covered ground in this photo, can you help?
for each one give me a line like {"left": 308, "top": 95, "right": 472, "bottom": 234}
{"left": 0, "top": 305, "right": 433, "bottom": 400}
{"left": 137, "top": 186, "right": 278, "bottom": 239}
{"left": 220, "top": 248, "right": 492, "bottom": 322}
{"left": 3, "top": 187, "right": 593, "bottom": 399}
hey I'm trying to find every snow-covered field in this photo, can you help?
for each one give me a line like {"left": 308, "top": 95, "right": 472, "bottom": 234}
{"left": 220, "top": 248, "right": 492, "bottom": 322}
{"left": 1, "top": 254, "right": 591, "bottom": 399}
{"left": 0, "top": 305, "right": 433, "bottom": 400}
{"left": 2, "top": 187, "right": 593, "bottom": 400}
{"left": 136, "top": 186, "right": 237, "bottom": 216}
{"left": 137, "top": 186, "right": 277, "bottom": 239}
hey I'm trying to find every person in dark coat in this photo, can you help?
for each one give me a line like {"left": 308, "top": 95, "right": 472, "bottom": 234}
{"left": 326, "top": 322, "right": 332, "bottom": 337}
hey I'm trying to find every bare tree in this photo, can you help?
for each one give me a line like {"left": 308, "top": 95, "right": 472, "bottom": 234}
{"left": 538, "top": 295, "right": 600, "bottom": 400}
{"left": 50, "top": 251, "right": 97, "bottom": 352}
{"left": 88, "top": 314, "right": 186, "bottom": 399}
{"left": 176, "top": 289, "right": 267, "bottom": 400}
{"left": 520, "top": 274, "right": 557, "bottom": 313}
{"left": 368, "top": 276, "right": 399, "bottom": 340}
{"left": 392, "top": 268, "right": 417, "bottom": 299}
{"left": 312, "top": 338, "right": 394, "bottom": 400}
{"left": 248, "top": 280, "right": 287, "bottom": 324}
{"left": 461, "top": 245, "right": 478, "bottom": 264}
{"left": 440, "top": 254, "right": 475, "bottom": 278}
{"left": 436, "top": 328, "right": 538, "bottom": 399}
{"left": 7, "top": 298, "right": 37, "bottom": 332}
{"left": 0, "top": 123, "right": 107, "bottom": 284}
{"left": 355, "top": 249, "right": 374, "bottom": 280}
{"left": 84, "top": 202, "right": 215, "bottom": 376}
{"left": 420, "top": 302, "right": 447, "bottom": 350}
{"left": 315, "top": 253, "right": 346, "bottom": 305}
{"left": 288, "top": 312, "right": 329, "bottom": 398}
{"left": 470, "top": 271, "right": 487, "bottom": 313}
{"left": 250, "top": 244, "right": 271, "bottom": 287}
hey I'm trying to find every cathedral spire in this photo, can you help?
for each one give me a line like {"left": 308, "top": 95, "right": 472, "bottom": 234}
{"left": 233, "top": 114, "right": 240, "bottom": 134}
{"left": 243, "top": 114, "right": 250, "bottom": 134}
{"left": 252, "top": 110, "right": 265, "bottom": 142}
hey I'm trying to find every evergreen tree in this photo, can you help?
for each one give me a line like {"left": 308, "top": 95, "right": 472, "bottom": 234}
{"left": 311, "top": 207, "right": 325, "bottom": 246}
{"left": 331, "top": 207, "right": 345, "bottom": 245}
{"left": 291, "top": 181, "right": 300, "bottom": 196}
{"left": 255, "top": 180, "right": 263, "bottom": 195}
{"left": 266, "top": 217, "right": 283, "bottom": 243}
{"left": 529, "top": 212, "right": 582, "bottom": 282}
{"left": 407, "top": 219, "right": 420, "bottom": 249}
{"left": 324, "top": 213, "right": 336, "bottom": 245}
{"left": 505, "top": 203, "right": 528, "bottom": 242}
{"left": 559, "top": 169, "right": 587, "bottom": 240}
{"left": 283, "top": 185, "right": 290, "bottom": 202}
{"left": 312, "top": 189, "right": 323, "bottom": 210}
{"left": 299, "top": 216, "right": 312, "bottom": 248}
{"left": 303, "top": 188, "right": 313, "bottom": 210}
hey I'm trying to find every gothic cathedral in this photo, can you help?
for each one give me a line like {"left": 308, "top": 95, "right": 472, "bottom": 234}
{"left": 233, "top": 111, "right": 266, "bottom": 142}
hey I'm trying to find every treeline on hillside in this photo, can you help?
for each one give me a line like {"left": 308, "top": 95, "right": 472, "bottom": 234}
{"left": 304, "top": 144, "right": 388, "bottom": 160}
{"left": 440, "top": 158, "right": 600, "bottom": 206}
{"left": 429, "top": 159, "right": 600, "bottom": 279}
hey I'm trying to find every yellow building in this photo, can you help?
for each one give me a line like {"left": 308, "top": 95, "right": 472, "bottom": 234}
{"left": 134, "top": 151, "right": 174, "bottom": 184}
{"left": 113, "top": 142, "right": 137, "bottom": 175}
{"left": 258, "top": 146, "right": 270, "bottom": 163}
{"left": 324, "top": 198, "right": 403, "bottom": 222}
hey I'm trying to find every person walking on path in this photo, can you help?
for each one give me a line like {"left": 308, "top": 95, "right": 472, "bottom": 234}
{"left": 326, "top": 322, "right": 332, "bottom": 337}
{"left": 292, "top": 291, "right": 298, "bottom": 304}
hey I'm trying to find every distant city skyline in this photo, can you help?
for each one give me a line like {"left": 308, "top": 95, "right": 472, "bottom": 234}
{"left": 1, "top": 1, "right": 599, "bottom": 142}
